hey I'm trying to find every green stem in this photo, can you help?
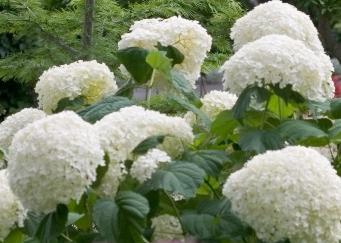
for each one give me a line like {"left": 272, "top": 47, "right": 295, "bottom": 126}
{"left": 146, "top": 69, "right": 156, "bottom": 108}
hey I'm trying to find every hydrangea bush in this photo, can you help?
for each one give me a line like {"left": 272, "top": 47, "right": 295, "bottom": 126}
{"left": 0, "top": 1, "right": 341, "bottom": 243}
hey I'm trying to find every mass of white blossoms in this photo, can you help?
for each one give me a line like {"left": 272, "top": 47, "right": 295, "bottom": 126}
{"left": 118, "top": 16, "right": 212, "bottom": 87}
{"left": 130, "top": 148, "right": 171, "bottom": 183}
{"left": 185, "top": 90, "right": 237, "bottom": 125}
{"left": 221, "top": 34, "right": 334, "bottom": 101}
{"left": 0, "top": 108, "right": 46, "bottom": 160}
{"left": 151, "top": 214, "right": 184, "bottom": 241}
{"left": 35, "top": 60, "right": 118, "bottom": 113}
{"left": 8, "top": 111, "right": 104, "bottom": 213}
{"left": 223, "top": 146, "right": 341, "bottom": 243}
{"left": 94, "top": 106, "right": 193, "bottom": 195}
{"left": 0, "top": 170, "right": 25, "bottom": 241}
{"left": 230, "top": 0, "right": 324, "bottom": 53}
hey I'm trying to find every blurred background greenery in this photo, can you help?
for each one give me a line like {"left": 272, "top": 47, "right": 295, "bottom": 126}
{"left": 0, "top": 0, "right": 340, "bottom": 120}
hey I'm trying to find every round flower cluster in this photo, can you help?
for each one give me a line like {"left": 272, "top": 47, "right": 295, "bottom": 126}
{"left": 130, "top": 148, "right": 171, "bottom": 183}
{"left": 94, "top": 106, "right": 193, "bottom": 195}
{"left": 118, "top": 16, "right": 212, "bottom": 87}
{"left": 230, "top": 0, "right": 324, "bottom": 53}
{"left": 221, "top": 34, "right": 334, "bottom": 101}
{"left": 0, "top": 108, "right": 46, "bottom": 160}
{"left": 8, "top": 111, "right": 104, "bottom": 213}
{"left": 0, "top": 170, "right": 25, "bottom": 241}
{"left": 185, "top": 90, "right": 237, "bottom": 125}
{"left": 223, "top": 146, "right": 341, "bottom": 243}
{"left": 151, "top": 214, "right": 184, "bottom": 241}
{"left": 35, "top": 60, "right": 118, "bottom": 113}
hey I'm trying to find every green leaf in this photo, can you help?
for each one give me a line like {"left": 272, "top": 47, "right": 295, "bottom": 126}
{"left": 211, "top": 110, "right": 238, "bottom": 139}
{"left": 117, "top": 47, "right": 153, "bottom": 84}
{"left": 140, "top": 161, "right": 205, "bottom": 198}
{"left": 115, "top": 79, "right": 135, "bottom": 98}
{"left": 156, "top": 43, "right": 184, "bottom": 66}
{"left": 232, "top": 85, "right": 270, "bottom": 120}
{"left": 66, "top": 213, "right": 83, "bottom": 226}
{"left": 239, "top": 129, "right": 285, "bottom": 154}
{"left": 146, "top": 50, "right": 172, "bottom": 76}
{"left": 277, "top": 120, "right": 329, "bottom": 146}
{"left": 270, "top": 84, "right": 305, "bottom": 105}
{"left": 24, "top": 212, "right": 45, "bottom": 237}
{"left": 267, "top": 95, "right": 295, "bottom": 118}
{"left": 54, "top": 96, "right": 85, "bottom": 113}
{"left": 35, "top": 204, "right": 68, "bottom": 243}
{"left": 92, "top": 154, "right": 110, "bottom": 189}
{"left": 169, "top": 71, "right": 201, "bottom": 104}
{"left": 77, "top": 96, "right": 134, "bottom": 123}
{"left": 132, "top": 135, "right": 165, "bottom": 155}
{"left": 181, "top": 199, "right": 247, "bottom": 240}
{"left": 93, "top": 191, "right": 150, "bottom": 243}
{"left": 3, "top": 229, "right": 23, "bottom": 243}
{"left": 330, "top": 99, "right": 341, "bottom": 119}
{"left": 182, "top": 150, "right": 231, "bottom": 177}
{"left": 171, "top": 96, "right": 210, "bottom": 128}
{"left": 328, "top": 119, "right": 341, "bottom": 142}
{"left": 93, "top": 199, "right": 119, "bottom": 243}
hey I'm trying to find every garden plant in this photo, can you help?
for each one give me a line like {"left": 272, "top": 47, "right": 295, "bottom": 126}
{"left": 0, "top": 1, "right": 341, "bottom": 243}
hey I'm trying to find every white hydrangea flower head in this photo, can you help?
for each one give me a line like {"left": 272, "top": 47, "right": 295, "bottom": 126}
{"left": 223, "top": 146, "right": 341, "bottom": 243}
{"left": 8, "top": 111, "right": 104, "bottom": 213}
{"left": 0, "top": 108, "right": 46, "bottom": 159}
{"left": 221, "top": 35, "right": 334, "bottom": 101}
{"left": 0, "top": 170, "right": 25, "bottom": 241}
{"left": 94, "top": 106, "right": 193, "bottom": 195}
{"left": 184, "top": 90, "right": 237, "bottom": 125}
{"left": 130, "top": 148, "right": 171, "bottom": 183}
{"left": 231, "top": 0, "right": 324, "bottom": 53}
{"left": 35, "top": 60, "right": 118, "bottom": 113}
{"left": 152, "top": 214, "right": 184, "bottom": 241}
{"left": 118, "top": 16, "right": 212, "bottom": 87}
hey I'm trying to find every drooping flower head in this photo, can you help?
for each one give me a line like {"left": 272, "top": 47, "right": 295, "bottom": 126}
{"left": 118, "top": 16, "right": 212, "bottom": 87}
{"left": 231, "top": 0, "right": 324, "bottom": 53}
{"left": 223, "top": 146, "right": 341, "bottom": 243}
{"left": 221, "top": 35, "right": 334, "bottom": 101}
{"left": 0, "top": 170, "right": 25, "bottom": 241}
{"left": 35, "top": 60, "right": 118, "bottom": 113}
{"left": 0, "top": 108, "right": 46, "bottom": 160}
{"left": 94, "top": 106, "right": 193, "bottom": 195}
{"left": 130, "top": 148, "right": 171, "bottom": 183}
{"left": 8, "top": 111, "right": 104, "bottom": 212}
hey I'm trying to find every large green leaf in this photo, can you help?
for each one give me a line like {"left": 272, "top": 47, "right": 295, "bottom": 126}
{"left": 211, "top": 110, "right": 238, "bottom": 140}
{"left": 93, "top": 191, "right": 150, "bottom": 243}
{"left": 328, "top": 119, "right": 341, "bottom": 142}
{"left": 169, "top": 71, "right": 201, "bottom": 104}
{"left": 270, "top": 84, "right": 305, "bottom": 105}
{"left": 267, "top": 94, "right": 295, "bottom": 118}
{"left": 239, "top": 129, "right": 285, "bottom": 154}
{"left": 330, "top": 99, "right": 341, "bottom": 119}
{"left": 232, "top": 85, "right": 270, "bottom": 120}
{"left": 77, "top": 96, "right": 134, "bottom": 123}
{"left": 140, "top": 161, "right": 205, "bottom": 198}
{"left": 277, "top": 120, "right": 329, "bottom": 146}
{"left": 182, "top": 150, "right": 231, "bottom": 177}
{"left": 4, "top": 229, "right": 23, "bottom": 243}
{"left": 54, "top": 96, "right": 85, "bottom": 113}
{"left": 132, "top": 135, "right": 165, "bottom": 155}
{"left": 181, "top": 199, "right": 247, "bottom": 241}
{"left": 35, "top": 204, "right": 68, "bottom": 243}
{"left": 156, "top": 43, "right": 184, "bottom": 66}
{"left": 117, "top": 47, "right": 153, "bottom": 84}
{"left": 146, "top": 50, "right": 172, "bottom": 77}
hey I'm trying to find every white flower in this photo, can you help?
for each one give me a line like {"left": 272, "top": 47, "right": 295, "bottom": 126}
{"left": 0, "top": 170, "right": 25, "bottom": 241}
{"left": 35, "top": 60, "right": 118, "bottom": 113}
{"left": 0, "top": 108, "right": 46, "bottom": 160}
{"left": 130, "top": 148, "right": 171, "bottom": 183}
{"left": 118, "top": 16, "right": 212, "bottom": 87}
{"left": 231, "top": 0, "right": 324, "bottom": 53}
{"left": 221, "top": 34, "right": 334, "bottom": 101}
{"left": 94, "top": 106, "right": 193, "bottom": 196}
{"left": 152, "top": 214, "right": 184, "bottom": 241}
{"left": 184, "top": 90, "right": 237, "bottom": 125}
{"left": 223, "top": 146, "right": 341, "bottom": 243}
{"left": 8, "top": 111, "right": 104, "bottom": 213}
